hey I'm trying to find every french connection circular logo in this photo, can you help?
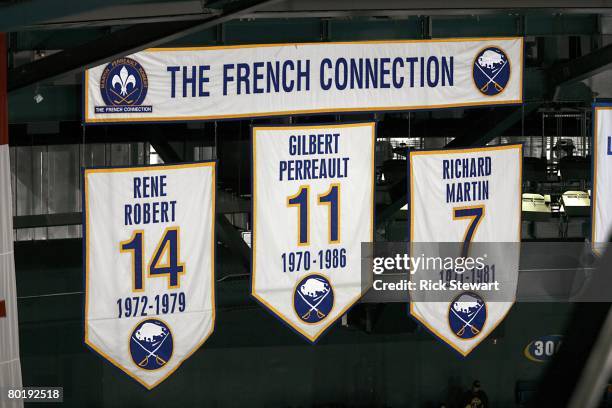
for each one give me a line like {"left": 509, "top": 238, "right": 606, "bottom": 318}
{"left": 100, "top": 57, "right": 148, "bottom": 107}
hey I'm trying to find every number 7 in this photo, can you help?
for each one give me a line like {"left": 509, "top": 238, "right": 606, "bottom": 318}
{"left": 453, "top": 205, "right": 485, "bottom": 257}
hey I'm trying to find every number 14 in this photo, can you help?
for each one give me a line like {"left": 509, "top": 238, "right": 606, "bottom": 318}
{"left": 120, "top": 227, "right": 185, "bottom": 291}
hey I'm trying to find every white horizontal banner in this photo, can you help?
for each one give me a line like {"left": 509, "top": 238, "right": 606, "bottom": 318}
{"left": 84, "top": 38, "right": 523, "bottom": 123}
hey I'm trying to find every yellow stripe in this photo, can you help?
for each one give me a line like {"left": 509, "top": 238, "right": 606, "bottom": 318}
{"left": 410, "top": 143, "right": 521, "bottom": 157}
{"left": 84, "top": 162, "right": 214, "bottom": 174}
{"left": 84, "top": 100, "right": 523, "bottom": 124}
{"left": 146, "top": 37, "right": 523, "bottom": 52}
{"left": 518, "top": 144, "right": 523, "bottom": 241}
{"left": 591, "top": 107, "right": 612, "bottom": 246}
{"left": 253, "top": 122, "right": 375, "bottom": 132}
{"left": 593, "top": 108, "right": 598, "bottom": 245}
{"left": 84, "top": 70, "right": 90, "bottom": 122}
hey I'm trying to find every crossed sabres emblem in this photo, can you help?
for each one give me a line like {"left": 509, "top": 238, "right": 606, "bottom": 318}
{"left": 295, "top": 276, "right": 333, "bottom": 322}
{"left": 130, "top": 321, "right": 172, "bottom": 369}
{"left": 474, "top": 48, "right": 509, "bottom": 94}
{"left": 449, "top": 293, "right": 486, "bottom": 338}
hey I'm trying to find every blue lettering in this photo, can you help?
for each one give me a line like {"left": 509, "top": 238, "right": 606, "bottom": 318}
{"left": 198, "top": 65, "right": 210, "bottom": 97}
{"left": 420, "top": 57, "right": 425, "bottom": 87}
{"left": 297, "top": 60, "right": 310, "bottom": 91}
{"left": 133, "top": 177, "right": 142, "bottom": 198}
{"left": 335, "top": 58, "right": 348, "bottom": 90}
{"left": 237, "top": 63, "right": 250, "bottom": 95}
{"left": 266, "top": 61, "right": 279, "bottom": 92}
{"left": 427, "top": 57, "right": 439, "bottom": 87}
{"left": 253, "top": 62, "right": 264, "bottom": 94}
{"left": 320, "top": 58, "right": 332, "bottom": 90}
{"left": 365, "top": 59, "right": 378, "bottom": 88}
{"left": 223, "top": 64, "right": 234, "bottom": 96}
{"left": 442, "top": 56, "right": 453, "bottom": 86}
{"left": 183, "top": 66, "right": 197, "bottom": 97}
{"left": 167, "top": 66, "right": 180, "bottom": 98}
{"left": 406, "top": 57, "right": 417, "bottom": 87}
{"left": 392, "top": 57, "right": 404, "bottom": 88}
{"left": 282, "top": 60, "right": 295, "bottom": 92}
{"left": 350, "top": 58, "right": 363, "bottom": 89}
{"left": 380, "top": 58, "right": 390, "bottom": 89}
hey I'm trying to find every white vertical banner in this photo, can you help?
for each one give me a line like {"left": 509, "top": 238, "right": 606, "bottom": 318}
{"left": 84, "top": 162, "right": 215, "bottom": 389}
{"left": 409, "top": 144, "right": 522, "bottom": 356}
{"left": 593, "top": 105, "right": 612, "bottom": 251}
{"left": 0, "top": 145, "right": 23, "bottom": 408}
{"left": 252, "top": 123, "right": 375, "bottom": 342}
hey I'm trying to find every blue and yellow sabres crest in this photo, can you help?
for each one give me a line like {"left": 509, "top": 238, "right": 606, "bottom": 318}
{"left": 293, "top": 274, "right": 334, "bottom": 324}
{"left": 472, "top": 47, "right": 511, "bottom": 96}
{"left": 448, "top": 292, "right": 487, "bottom": 340}
{"left": 129, "top": 319, "right": 174, "bottom": 371}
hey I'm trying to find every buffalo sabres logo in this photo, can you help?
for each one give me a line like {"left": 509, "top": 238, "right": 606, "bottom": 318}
{"left": 293, "top": 274, "right": 334, "bottom": 324}
{"left": 448, "top": 292, "right": 487, "bottom": 339}
{"left": 129, "top": 319, "right": 173, "bottom": 370}
{"left": 98, "top": 57, "right": 151, "bottom": 114}
{"left": 472, "top": 47, "right": 510, "bottom": 96}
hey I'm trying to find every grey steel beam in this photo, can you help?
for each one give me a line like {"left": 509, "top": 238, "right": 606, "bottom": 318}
{"left": 13, "top": 212, "right": 81, "bottom": 229}
{"left": 248, "top": 8, "right": 612, "bottom": 18}
{"left": 247, "top": 0, "right": 612, "bottom": 18}
{"left": 149, "top": 139, "right": 183, "bottom": 163}
{"left": 13, "top": 0, "right": 612, "bottom": 30}
{"left": 548, "top": 41, "right": 612, "bottom": 91}
{"left": 12, "top": 201, "right": 249, "bottom": 229}
{"left": 0, "top": 0, "right": 151, "bottom": 32}
{"left": 445, "top": 102, "right": 541, "bottom": 148}
{"left": 7, "top": 0, "right": 283, "bottom": 92}
{"left": 25, "top": 1, "right": 217, "bottom": 31}
{"left": 216, "top": 214, "right": 250, "bottom": 269}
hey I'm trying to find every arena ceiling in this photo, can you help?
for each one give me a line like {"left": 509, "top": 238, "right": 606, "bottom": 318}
{"left": 1, "top": 0, "right": 612, "bottom": 32}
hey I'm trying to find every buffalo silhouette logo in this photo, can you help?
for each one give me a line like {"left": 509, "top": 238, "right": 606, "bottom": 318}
{"left": 294, "top": 275, "right": 334, "bottom": 324}
{"left": 472, "top": 47, "right": 510, "bottom": 96}
{"left": 129, "top": 319, "right": 173, "bottom": 370}
{"left": 448, "top": 292, "right": 487, "bottom": 339}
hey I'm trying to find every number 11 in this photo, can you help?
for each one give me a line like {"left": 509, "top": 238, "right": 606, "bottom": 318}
{"left": 287, "top": 184, "right": 340, "bottom": 246}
